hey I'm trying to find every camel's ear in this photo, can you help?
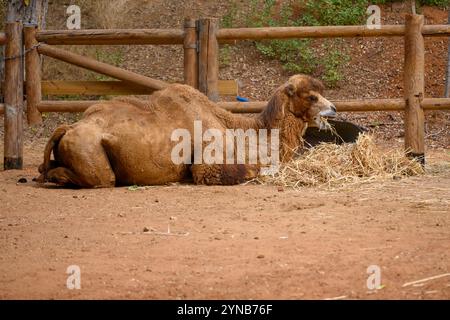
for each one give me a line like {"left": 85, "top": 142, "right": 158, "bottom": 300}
{"left": 284, "top": 84, "right": 296, "bottom": 97}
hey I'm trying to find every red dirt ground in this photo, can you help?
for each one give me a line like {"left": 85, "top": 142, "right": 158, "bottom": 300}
{"left": 0, "top": 142, "right": 449, "bottom": 299}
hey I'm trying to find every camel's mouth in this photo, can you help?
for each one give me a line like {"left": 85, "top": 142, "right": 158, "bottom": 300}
{"left": 310, "top": 104, "right": 337, "bottom": 130}
{"left": 319, "top": 105, "right": 337, "bottom": 118}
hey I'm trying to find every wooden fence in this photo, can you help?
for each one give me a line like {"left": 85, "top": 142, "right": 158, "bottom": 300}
{"left": 1, "top": 15, "right": 450, "bottom": 169}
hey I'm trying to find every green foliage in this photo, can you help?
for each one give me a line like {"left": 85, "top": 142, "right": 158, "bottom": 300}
{"left": 242, "top": 0, "right": 367, "bottom": 87}
{"left": 221, "top": 1, "right": 238, "bottom": 28}
{"left": 419, "top": 0, "right": 449, "bottom": 6}
{"left": 256, "top": 39, "right": 317, "bottom": 75}
{"left": 322, "top": 46, "right": 350, "bottom": 86}
{"left": 296, "top": 0, "right": 369, "bottom": 26}
{"left": 372, "top": 0, "right": 449, "bottom": 7}
{"left": 222, "top": 0, "right": 448, "bottom": 87}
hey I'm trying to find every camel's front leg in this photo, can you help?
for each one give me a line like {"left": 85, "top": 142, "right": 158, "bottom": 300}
{"left": 191, "top": 164, "right": 260, "bottom": 185}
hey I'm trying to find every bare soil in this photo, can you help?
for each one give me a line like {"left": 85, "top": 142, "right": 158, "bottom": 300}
{"left": 0, "top": 141, "right": 449, "bottom": 299}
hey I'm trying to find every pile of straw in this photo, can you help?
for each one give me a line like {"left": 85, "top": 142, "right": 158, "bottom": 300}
{"left": 262, "top": 134, "right": 424, "bottom": 189}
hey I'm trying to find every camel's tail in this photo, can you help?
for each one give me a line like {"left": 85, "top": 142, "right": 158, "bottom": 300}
{"left": 39, "top": 125, "right": 71, "bottom": 179}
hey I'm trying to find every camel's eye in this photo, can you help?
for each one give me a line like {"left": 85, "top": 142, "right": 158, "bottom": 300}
{"left": 308, "top": 95, "right": 318, "bottom": 103}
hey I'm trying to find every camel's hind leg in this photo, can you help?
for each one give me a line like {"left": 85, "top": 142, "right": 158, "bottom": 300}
{"left": 191, "top": 164, "right": 260, "bottom": 185}
{"left": 56, "top": 128, "right": 116, "bottom": 188}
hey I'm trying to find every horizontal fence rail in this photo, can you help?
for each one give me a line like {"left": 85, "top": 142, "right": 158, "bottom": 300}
{"left": 1, "top": 98, "right": 448, "bottom": 115}
{"left": 36, "top": 29, "right": 185, "bottom": 45}
{"left": 37, "top": 80, "right": 238, "bottom": 96}
{"left": 31, "top": 24, "right": 450, "bottom": 46}
{"left": 217, "top": 25, "right": 450, "bottom": 41}
{"left": 217, "top": 25, "right": 406, "bottom": 40}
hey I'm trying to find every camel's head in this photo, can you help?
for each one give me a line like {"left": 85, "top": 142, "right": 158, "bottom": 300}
{"left": 283, "top": 74, "right": 336, "bottom": 129}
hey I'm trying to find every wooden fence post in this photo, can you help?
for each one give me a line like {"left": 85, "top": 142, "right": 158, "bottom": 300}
{"left": 184, "top": 18, "right": 198, "bottom": 88}
{"left": 24, "top": 24, "right": 43, "bottom": 125}
{"left": 198, "top": 18, "right": 219, "bottom": 102}
{"left": 4, "top": 22, "right": 24, "bottom": 170}
{"left": 445, "top": 11, "right": 450, "bottom": 98}
{"left": 404, "top": 14, "right": 425, "bottom": 164}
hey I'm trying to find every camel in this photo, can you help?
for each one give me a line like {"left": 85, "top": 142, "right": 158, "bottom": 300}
{"left": 36, "top": 74, "right": 336, "bottom": 187}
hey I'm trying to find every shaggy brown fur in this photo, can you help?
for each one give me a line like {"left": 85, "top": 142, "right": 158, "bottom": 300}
{"left": 37, "top": 74, "right": 336, "bottom": 187}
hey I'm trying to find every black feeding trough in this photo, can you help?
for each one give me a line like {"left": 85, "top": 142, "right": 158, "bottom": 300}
{"left": 303, "top": 119, "right": 367, "bottom": 148}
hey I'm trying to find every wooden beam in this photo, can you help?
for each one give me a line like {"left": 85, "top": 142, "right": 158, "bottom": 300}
{"left": 183, "top": 18, "right": 198, "bottom": 88}
{"left": 36, "top": 29, "right": 184, "bottom": 45}
{"left": 217, "top": 25, "right": 450, "bottom": 41}
{"left": 198, "top": 19, "right": 209, "bottom": 97}
{"left": 219, "top": 101, "right": 267, "bottom": 113}
{"left": 29, "top": 24, "right": 450, "bottom": 47}
{"left": 37, "top": 44, "right": 169, "bottom": 91}
{"left": 219, "top": 99, "right": 407, "bottom": 113}
{"left": 198, "top": 18, "right": 220, "bottom": 101}
{"left": 404, "top": 14, "right": 425, "bottom": 163}
{"left": 37, "top": 100, "right": 98, "bottom": 113}
{"left": 219, "top": 99, "right": 450, "bottom": 113}
{"left": 41, "top": 81, "right": 154, "bottom": 95}
{"left": 1, "top": 98, "right": 449, "bottom": 115}
{"left": 421, "top": 98, "right": 450, "bottom": 110}
{"left": 207, "top": 19, "right": 220, "bottom": 102}
{"left": 217, "top": 25, "right": 406, "bottom": 41}
{"left": 24, "top": 25, "right": 43, "bottom": 125}
{"left": 3, "top": 22, "right": 23, "bottom": 170}
{"left": 446, "top": 11, "right": 450, "bottom": 98}
{"left": 422, "top": 25, "right": 450, "bottom": 37}
{"left": 39, "top": 80, "right": 238, "bottom": 96}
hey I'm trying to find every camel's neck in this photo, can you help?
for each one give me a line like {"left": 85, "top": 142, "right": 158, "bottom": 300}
{"left": 212, "top": 105, "right": 265, "bottom": 131}
{"left": 213, "top": 92, "right": 285, "bottom": 131}
{"left": 213, "top": 93, "right": 306, "bottom": 162}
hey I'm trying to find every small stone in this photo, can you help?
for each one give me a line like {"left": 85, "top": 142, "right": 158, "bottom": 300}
{"left": 257, "top": 254, "right": 265, "bottom": 259}
{"left": 154, "top": 199, "right": 159, "bottom": 203}
{"left": 254, "top": 236, "right": 259, "bottom": 240}
{"left": 73, "top": 195, "right": 78, "bottom": 199}
{"left": 64, "top": 235, "right": 68, "bottom": 238}
{"left": 277, "top": 186, "right": 284, "bottom": 192}
{"left": 143, "top": 227, "right": 150, "bottom": 232}
{"left": 17, "top": 178, "right": 27, "bottom": 183}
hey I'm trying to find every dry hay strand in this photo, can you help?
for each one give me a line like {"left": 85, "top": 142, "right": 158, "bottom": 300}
{"left": 262, "top": 134, "right": 424, "bottom": 189}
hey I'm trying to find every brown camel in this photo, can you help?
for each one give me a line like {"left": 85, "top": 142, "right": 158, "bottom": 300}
{"left": 37, "top": 74, "right": 336, "bottom": 187}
